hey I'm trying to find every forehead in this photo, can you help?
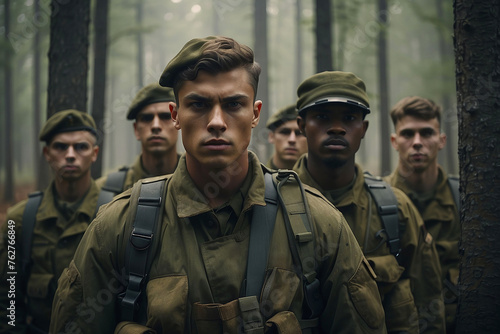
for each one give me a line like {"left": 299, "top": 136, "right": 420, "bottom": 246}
{"left": 396, "top": 115, "right": 440, "bottom": 131}
{"left": 276, "top": 119, "right": 299, "bottom": 130}
{"left": 49, "top": 130, "right": 96, "bottom": 144}
{"left": 138, "top": 102, "right": 172, "bottom": 115}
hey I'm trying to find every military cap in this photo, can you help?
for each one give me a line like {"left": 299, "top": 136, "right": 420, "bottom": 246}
{"left": 296, "top": 71, "right": 370, "bottom": 117}
{"left": 39, "top": 109, "right": 97, "bottom": 142}
{"left": 159, "top": 36, "right": 219, "bottom": 88}
{"left": 127, "top": 83, "right": 175, "bottom": 120}
{"left": 266, "top": 104, "right": 299, "bottom": 130}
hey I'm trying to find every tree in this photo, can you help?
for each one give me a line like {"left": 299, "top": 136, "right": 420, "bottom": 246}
{"left": 33, "top": 0, "right": 44, "bottom": 189}
{"left": 295, "top": 0, "right": 303, "bottom": 89}
{"left": 315, "top": 0, "right": 332, "bottom": 72}
{"left": 454, "top": 1, "right": 500, "bottom": 332}
{"left": 46, "top": 0, "right": 90, "bottom": 115}
{"left": 3, "top": 0, "right": 14, "bottom": 202}
{"left": 91, "top": 0, "right": 110, "bottom": 179}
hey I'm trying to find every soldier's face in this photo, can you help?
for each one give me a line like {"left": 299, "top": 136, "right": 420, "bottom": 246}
{"left": 134, "top": 102, "right": 178, "bottom": 157}
{"left": 298, "top": 104, "right": 368, "bottom": 167}
{"left": 268, "top": 120, "right": 308, "bottom": 167}
{"left": 391, "top": 115, "right": 446, "bottom": 173}
{"left": 43, "top": 131, "right": 98, "bottom": 181}
{"left": 171, "top": 68, "right": 262, "bottom": 170}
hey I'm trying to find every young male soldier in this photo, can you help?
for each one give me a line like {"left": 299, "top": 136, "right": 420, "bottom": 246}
{"left": 0, "top": 110, "right": 100, "bottom": 333}
{"left": 50, "top": 36, "right": 386, "bottom": 334}
{"left": 96, "top": 83, "right": 180, "bottom": 201}
{"left": 385, "top": 96, "right": 459, "bottom": 334}
{"left": 293, "top": 71, "right": 446, "bottom": 334}
{"left": 265, "top": 104, "right": 307, "bottom": 169}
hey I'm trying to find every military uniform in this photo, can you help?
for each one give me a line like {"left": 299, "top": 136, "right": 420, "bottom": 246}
{"left": 0, "top": 181, "right": 100, "bottom": 333}
{"left": 96, "top": 153, "right": 182, "bottom": 192}
{"left": 294, "top": 156, "right": 445, "bottom": 333}
{"left": 50, "top": 152, "right": 386, "bottom": 334}
{"left": 385, "top": 167, "right": 459, "bottom": 332}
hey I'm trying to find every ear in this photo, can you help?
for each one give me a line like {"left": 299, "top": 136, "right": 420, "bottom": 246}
{"left": 91, "top": 145, "right": 99, "bottom": 163}
{"left": 438, "top": 132, "right": 447, "bottom": 150}
{"left": 251, "top": 100, "right": 262, "bottom": 128}
{"left": 361, "top": 120, "right": 369, "bottom": 139}
{"left": 268, "top": 131, "right": 275, "bottom": 144}
{"left": 390, "top": 133, "right": 398, "bottom": 150}
{"left": 170, "top": 102, "right": 181, "bottom": 130}
{"left": 133, "top": 122, "right": 141, "bottom": 140}
{"left": 297, "top": 116, "right": 306, "bottom": 137}
{"left": 43, "top": 146, "right": 50, "bottom": 162}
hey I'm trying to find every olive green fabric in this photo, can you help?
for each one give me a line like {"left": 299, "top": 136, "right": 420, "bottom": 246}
{"left": 96, "top": 153, "right": 182, "bottom": 193}
{"left": 127, "top": 83, "right": 176, "bottom": 120}
{"left": 50, "top": 152, "right": 387, "bottom": 334}
{"left": 159, "top": 36, "right": 218, "bottom": 88}
{"left": 385, "top": 166, "right": 460, "bottom": 333}
{"left": 0, "top": 180, "right": 100, "bottom": 334}
{"left": 39, "top": 109, "right": 97, "bottom": 142}
{"left": 266, "top": 104, "right": 298, "bottom": 130}
{"left": 294, "top": 155, "right": 446, "bottom": 334}
{"left": 296, "top": 71, "right": 370, "bottom": 117}
{"left": 265, "top": 156, "right": 279, "bottom": 170}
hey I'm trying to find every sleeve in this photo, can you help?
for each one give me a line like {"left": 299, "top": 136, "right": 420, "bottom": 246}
{"left": 0, "top": 204, "right": 28, "bottom": 334}
{"left": 307, "top": 193, "right": 387, "bottom": 334}
{"left": 396, "top": 189, "right": 446, "bottom": 334}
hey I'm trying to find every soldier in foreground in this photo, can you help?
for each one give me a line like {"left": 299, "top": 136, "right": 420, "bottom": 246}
{"left": 0, "top": 110, "right": 100, "bottom": 333}
{"left": 265, "top": 104, "right": 307, "bottom": 169}
{"left": 50, "top": 36, "right": 386, "bottom": 334}
{"left": 385, "top": 96, "right": 459, "bottom": 333}
{"left": 293, "top": 71, "right": 446, "bottom": 333}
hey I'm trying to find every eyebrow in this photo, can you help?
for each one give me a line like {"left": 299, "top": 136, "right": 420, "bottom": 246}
{"left": 183, "top": 93, "right": 249, "bottom": 103}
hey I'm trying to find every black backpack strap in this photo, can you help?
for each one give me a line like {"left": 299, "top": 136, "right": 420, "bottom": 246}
{"left": 245, "top": 172, "right": 279, "bottom": 297}
{"left": 96, "top": 167, "right": 129, "bottom": 210}
{"left": 21, "top": 191, "right": 44, "bottom": 279}
{"left": 275, "top": 170, "right": 323, "bottom": 319}
{"left": 364, "top": 172, "right": 401, "bottom": 259}
{"left": 120, "top": 178, "right": 166, "bottom": 321}
{"left": 448, "top": 176, "right": 460, "bottom": 211}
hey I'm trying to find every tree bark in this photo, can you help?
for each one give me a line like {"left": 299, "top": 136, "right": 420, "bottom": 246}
{"left": 295, "top": 0, "right": 303, "bottom": 89}
{"left": 91, "top": 0, "right": 110, "bottom": 179}
{"left": 33, "top": 0, "right": 44, "bottom": 189}
{"left": 454, "top": 1, "right": 500, "bottom": 332}
{"left": 136, "top": 1, "right": 144, "bottom": 88}
{"left": 3, "top": 0, "right": 14, "bottom": 202}
{"left": 315, "top": 0, "right": 333, "bottom": 72}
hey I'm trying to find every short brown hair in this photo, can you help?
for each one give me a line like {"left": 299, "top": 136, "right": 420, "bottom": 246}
{"left": 173, "top": 37, "right": 261, "bottom": 101}
{"left": 390, "top": 96, "right": 442, "bottom": 128}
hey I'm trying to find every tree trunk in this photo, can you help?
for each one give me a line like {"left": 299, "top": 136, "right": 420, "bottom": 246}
{"left": 295, "top": 0, "right": 303, "bottom": 89}
{"left": 454, "top": 1, "right": 500, "bottom": 332}
{"left": 136, "top": 1, "right": 144, "bottom": 88}
{"left": 3, "top": 0, "right": 14, "bottom": 202}
{"left": 315, "top": 0, "right": 333, "bottom": 72}
{"left": 377, "top": 0, "right": 391, "bottom": 176}
{"left": 91, "top": 0, "right": 110, "bottom": 179}
{"left": 253, "top": 0, "right": 269, "bottom": 159}
{"left": 33, "top": 0, "right": 44, "bottom": 189}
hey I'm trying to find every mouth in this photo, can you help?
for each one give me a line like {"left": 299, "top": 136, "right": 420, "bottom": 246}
{"left": 148, "top": 136, "right": 166, "bottom": 142}
{"left": 411, "top": 153, "right": 426, "bottom": 161}
{"left": 203, "top": 139, "right": 231, "bottom": 151}
{"left": 63, "top": 165, "right": 79, "bottom": 171}
{"left": 323, "top": 138, "right": 348, "bottom": 150}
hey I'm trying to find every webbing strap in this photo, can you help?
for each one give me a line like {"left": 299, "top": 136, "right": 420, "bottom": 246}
{"left": 245, "top": 172, "right": 278, "bottom": 297}
{"left": 96, "top": 167, "right": 129, "bottom": 210}
{"left": 121, "top": 179, "right": 165, "bottom": 321}
{"left": 448, "top": 176, "right": 460, "bottom": 211}
{"left": 21, "top": 191, "right": 44, "bottom": 279}
{"left": 364, "top": 173, "right": 401, "bottom": 258}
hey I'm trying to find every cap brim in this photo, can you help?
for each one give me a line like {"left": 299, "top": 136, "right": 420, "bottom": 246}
{"left": 298, "top": 96, "right": 370, "bottom": 117}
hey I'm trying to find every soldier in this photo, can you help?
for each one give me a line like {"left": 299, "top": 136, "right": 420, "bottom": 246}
{"left": 265, "top": 104, "right": 307, "bottom": 169}
{"left": 96, "top": 83, "right": 180, "bottom": 202}
{"left": 385, "top": 96, "right": 459, "bottom": 334}
{"left": 0, "top": 110, "right": 100, "bottom": 333}
{"left": 293, "top": 71, "right": 446, "bottom": 333}
{"left": 50, "top": 36, "right": 386, "bottom": 334}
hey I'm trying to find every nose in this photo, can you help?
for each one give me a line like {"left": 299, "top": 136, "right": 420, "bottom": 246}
{"left": 65, "top": 145, "right": 76, "bottom": 161}
{"left": 327, "top": 119, "right": 346, "bottom": 136}
{"left": 207, "top": 106, "right": 226, "bottom": 133}
{"left": 412, "top": 133, "right": 423, "bottom": 148}
{"left": 288, "top": 131, "right": 297, "bottom": 143}
{"left": 151, "top": 114, "right": 161, "bottom": 133}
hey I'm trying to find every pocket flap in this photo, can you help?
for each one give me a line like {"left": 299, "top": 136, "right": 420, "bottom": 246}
{"left": 366, "top": 254, "right": 404, "bottom": 284}
{"left": 27, "top": 273, "right": 54, "bottom": 298}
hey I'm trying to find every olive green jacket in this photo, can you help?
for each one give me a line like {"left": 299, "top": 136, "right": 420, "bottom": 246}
{"left": 294, "top": 155, "right": 445, "bottom": 334}
{"left": 50, "top": 152, "right": 386, "bottom": 334}
{"left": 0, "top": 180, "right": 100, "bottom": 333}
{"left": 96, "top": 153, "right": 182, "bottom": 192}
{"left": 385, "top": 166, "right": 459, "bottom": 331}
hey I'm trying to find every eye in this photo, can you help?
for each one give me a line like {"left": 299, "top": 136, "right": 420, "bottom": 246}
{"left": 278, "top": 129, "right": 292, "bottom": 136}
{"left": 138, "top": 114, "right": 154, "bottom": 122}
{"left": 74, "top": 143, "right": 91, "bottom": 152}
{"left": 52, "top": 143, "right": 69, "bottom": 151}
{"left": 158, "top": 113, "right": 172, "bottom": 121}
{"left": 420, "top": 129, "right": 434, "bottom": 137}
{"left": 400, "top": 130, "right": 414, "bottom": 138}
{"left": 294, "top": 130, "right": 304, "bottom": 137}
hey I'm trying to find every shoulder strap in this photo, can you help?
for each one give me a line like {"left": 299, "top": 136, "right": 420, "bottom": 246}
{"left": 448, "top": 176, "right": 460, "bottom": 211}
{"left": 245, "top": 172, "right": 279, "bottom": 297}
{"left": 21, "top": 191, "right": 44, "bottom": 279}
{"left": 96, "top": 167, "right": 129, "bottom": 210}
{"left": 364, "top": 172, "right": 401, "bottom": 258}
{"left": 120, "top": 178, "right": 166, "bottom": 322}
{"left": 275, "top": 170, "right": 323, "bottom": 319}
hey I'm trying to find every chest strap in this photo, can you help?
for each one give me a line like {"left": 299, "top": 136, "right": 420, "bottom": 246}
{"left": 21, "top": 191, "right": 44, "bottom": 279}
{"left": 96, "top": 167, "right": 129, "bottom": 210}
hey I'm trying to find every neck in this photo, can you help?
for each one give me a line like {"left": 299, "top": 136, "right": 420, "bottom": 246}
{"left": 307, "top": 156, "right": 356, "bottom": 190}
{"left": 54, "top": 174, "right": 92, "bottom": 202}
{"left": 273, "top": 155, "right": 294, "bottom": 170}
{"left": 186, "top": 152, "right": 249, "bottom": 208}
{"left": 398, "top": 161, "right": 439, "bottom": 193}
{"left": 141, "top": 149, "right": 178, "bottom": 176}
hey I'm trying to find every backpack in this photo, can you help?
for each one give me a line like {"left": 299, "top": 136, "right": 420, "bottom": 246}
{"left": 95, "top": 166, "right": 130, "bottom": 209}
{"left": 119, "top": 169, "right": 323, "bottom": 325}
{"left": 447, "top": 175, "right": 460, "bottom": 211}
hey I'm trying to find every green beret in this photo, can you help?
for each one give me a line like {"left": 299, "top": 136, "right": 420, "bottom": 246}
{"left": 296, "top": 71, "right": 370, "bottom": 117}
{"left": 159, "top": 36, "right": 218, "bottom": 88}
{"left": 127, "top": 83, "right": 175, "bottom": 120}
{"left": 266, "top": 104, "right": 298, "bottom": 130}
{"left": 39, "top": 109, "right": 97, "bottom": 142}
